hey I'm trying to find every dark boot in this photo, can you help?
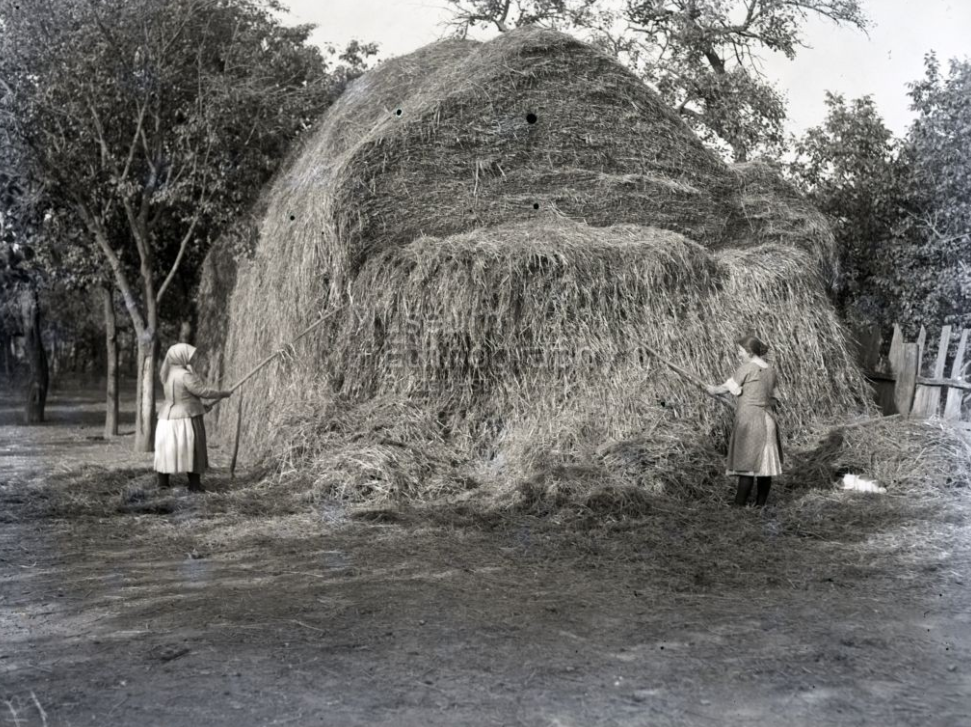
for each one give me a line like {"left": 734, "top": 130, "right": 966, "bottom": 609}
{"left": 187, "top": 473, "right": 204, "bottom": 493}
{"left": 756, "top": 477, "right": 772, "bottom": 507}
{"left": 734, "top": 476, "right": 754, "bottom": 506}
{"left": 157, "top": 472, "right": 171, "bottom": 489}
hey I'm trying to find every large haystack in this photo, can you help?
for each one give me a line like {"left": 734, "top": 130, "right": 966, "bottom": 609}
{"left": 223, "top": 29, "right": 740, "bottom": 373}
{"left": 198, "top": 28, "right": 872, "bottom": 503}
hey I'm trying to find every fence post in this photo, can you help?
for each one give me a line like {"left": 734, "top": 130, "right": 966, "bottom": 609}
{"left": 944, "top": 328, "right": 968, "bottom": 421}
{"left": 916, "top": 325, "right": 927, "bottom": 371}
{"left": 889, "top": 324, "right": 904, "bottom": 374}
{"left": 895, "top": 343, "right": 919, "bottom": 418}
{"left": 913, "top": 326, "right": 951, "bottom": 418}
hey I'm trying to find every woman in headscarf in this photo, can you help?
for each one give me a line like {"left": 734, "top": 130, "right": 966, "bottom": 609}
{"left": 707, "top": 335, "right": 784, "bottom": 507}
{"left": 155, "top": 343, "right": 232, "bottom": 492}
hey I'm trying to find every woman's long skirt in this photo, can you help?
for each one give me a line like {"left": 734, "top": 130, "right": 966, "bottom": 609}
{"left": 154, "top": 415, "right": 208, "bottom": 474}
{"left": 726, "top": 407, "right": 783, "bottom": 477}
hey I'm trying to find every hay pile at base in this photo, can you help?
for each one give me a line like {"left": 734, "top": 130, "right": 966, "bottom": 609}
{"left": 198, "top": 27, "right": 876, "bottom": 507}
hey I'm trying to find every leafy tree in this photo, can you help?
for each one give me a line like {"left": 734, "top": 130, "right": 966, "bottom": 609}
{"left": 790, "top": 93, "right": 903, "bottom": 325}
{"left": 791, "top": 56, "right": 971, "bottom": 334}
{"left": 0, "top": 0, "right": 349, "bottom": 450}
{"left": 40, "top": 206, "right": 129, "bottom": 434}
{"left": 445, "top": 0, "right": 869, "bottom": 160}
{"left": 886, "top": 54, "right": 971, "bottom": 331}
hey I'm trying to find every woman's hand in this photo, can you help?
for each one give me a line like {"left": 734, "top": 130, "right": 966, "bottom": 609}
{"left": 705, "top": 384, "right": 719, "bottom": 395}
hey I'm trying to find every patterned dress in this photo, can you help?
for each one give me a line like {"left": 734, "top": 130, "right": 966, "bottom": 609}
{"left": 725, "top": 359, "right": 784, "bottom": 477}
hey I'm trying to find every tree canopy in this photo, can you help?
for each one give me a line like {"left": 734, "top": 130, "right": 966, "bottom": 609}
{"left": 790, "top": 92, "right": 902, "bottom": 323}
{"left": 891, "top": 55, "right": 971, "bottom": 330}
{"left": 0, "top": 0, "right": 374, "bottom": 446}
{"left": 791, "top": 54, "right": 971, "bottom": 332}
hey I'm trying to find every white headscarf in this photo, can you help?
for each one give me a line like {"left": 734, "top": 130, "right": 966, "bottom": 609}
{"left": 160, "top": 343, "right": 197, "bottom": 384}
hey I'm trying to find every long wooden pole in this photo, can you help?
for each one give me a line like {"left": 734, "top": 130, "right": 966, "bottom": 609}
{"left": 228, "top": 307, "right": 343, "bottom": 394}
{"left": 204, "top": 307, "right": 344, "bottom": 417}
{"left": 209, "top": 307, "right": 344, "bottom": 478}
{"left": 642, "top": 344, "right": 899, "bottom": 432}
{"left": 229, "top": 390, "right": 244, "bottom": 480}
{"left": 640, "top": 343, "right": 735, "bottom": 411}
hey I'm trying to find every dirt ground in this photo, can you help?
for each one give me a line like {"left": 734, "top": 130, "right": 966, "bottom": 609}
{"left": 1, "top": 384, "right": 970, "bottom": 726}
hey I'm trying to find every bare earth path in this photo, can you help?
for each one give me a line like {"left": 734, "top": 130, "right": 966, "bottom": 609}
{"left": 1, "top": 385, "right": 970, "bottom": 726}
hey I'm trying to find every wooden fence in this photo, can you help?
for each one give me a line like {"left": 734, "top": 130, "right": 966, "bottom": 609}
{"left": 854, "top": 324, "right": 971, "bottom": 429}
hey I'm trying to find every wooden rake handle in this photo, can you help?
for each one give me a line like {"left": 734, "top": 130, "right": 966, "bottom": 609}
{"left": 640, "top": 343, "right": 736, "bottom": 412}
{"left": 228, "top": 306, "right": 344, "bottom": 394}
{"left": 204, "top": 306, "right": 345, "bottom": 414}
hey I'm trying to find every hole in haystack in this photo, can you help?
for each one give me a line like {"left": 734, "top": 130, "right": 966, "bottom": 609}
{"left": 395, "top": 108, "right": 403, "bottom": 117}
{"left": 373, "top": 315, "right": 387, "bottom": 349}
{"left": 532, "top": 202, "right": 540, "bottom": 210}
{"left": 289, "top": 215, "right": 296, "bottom": 221}
{"left": 526, "top": 112, "right": 538, "bottom": 124}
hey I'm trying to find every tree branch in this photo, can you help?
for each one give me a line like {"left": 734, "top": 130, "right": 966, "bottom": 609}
{"left": 121, "top": 100, "right": 149, "bottom": 183}
{"left": 86, "top": 99, "right": 118, "bottom": 173}
{"left": 74, "top": 199, "right": 146, "bottom": 336}
{"left": 155, "top": 138, "right": 212, "bottom": 303}
{"left": 155, "top": 202, "right": 203, "bottom": 304}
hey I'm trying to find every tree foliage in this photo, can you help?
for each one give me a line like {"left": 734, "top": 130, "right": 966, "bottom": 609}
{"left": 889, "top": 55, "right": 971, "bottom": 330}
{"left": 790, "top": 93, "right": 902, "bottom": 323}
{"left": 445, "top": 0, "right": 869, "bottom": 160}
{"left": 792, "top": 55, "right": 971, "bottom": 332}
{"left": 0, "top": 0, "right": 373, "bottom": 447}
{"left": 1, "top": 0, "right": 335, "bottom": 322}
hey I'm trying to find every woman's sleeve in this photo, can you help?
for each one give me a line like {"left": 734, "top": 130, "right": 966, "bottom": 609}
{"left": 183, "top": 372, "right": 223, "bottom": 399}
{"left": 724, "top": 365, "right": 749, "bottom": 397}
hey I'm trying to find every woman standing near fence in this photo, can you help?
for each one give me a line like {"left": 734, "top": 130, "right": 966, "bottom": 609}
{"left": 155, "top": 343, "right": 232, "bottom": 492}
{"left": 707, "top": 336, "right": 784, "bottom": 507}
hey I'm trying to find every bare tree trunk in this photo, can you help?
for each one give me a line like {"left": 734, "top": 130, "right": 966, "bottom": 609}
{"left": 0, "top": 329, "right": 10, "bottom": 379}
{"left": 134, "top": 333, "right": 158, "bottom": 452}
{"left": 102, "top": 285, "right": 120, "bottom": 438}
{"left": 49, "top": 328, "right": 59, "bottom": 386}
{"left": 20, "top": 286, "right": 48, "bottom": 424}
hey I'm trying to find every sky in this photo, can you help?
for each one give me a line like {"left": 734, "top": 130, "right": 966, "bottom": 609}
{"left": 280, "top": 0, "right": 971, "bottom": 138}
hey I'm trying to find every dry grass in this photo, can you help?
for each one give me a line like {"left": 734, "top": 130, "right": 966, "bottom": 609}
{"left": 786, "top": 417, "right": 971, "bottom": 496}
{"left": 216, "top": 219, "right": 872, "bottom": 504}
{"left": 195, "top": 27, "right": 874, "bottom": 511}
{"left": 471, "top": 416, "right": 971, "bottom": 523}
{"left": 14, "top": 422, "right": 968, "bottom": 576}
{"left": 203, "top": 27, "right": 835, "bottom": 431}
{"left": 195, "top": 211, "right": 261, "bottom": 391}
{"left": 726, "top": 161, "right": 838, "bottom": 282}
